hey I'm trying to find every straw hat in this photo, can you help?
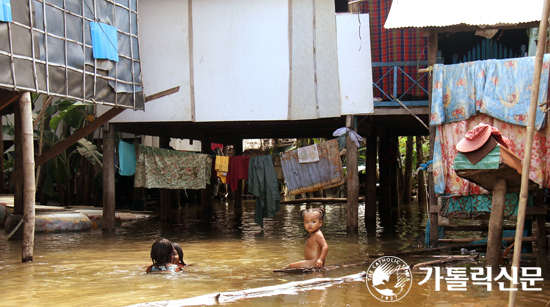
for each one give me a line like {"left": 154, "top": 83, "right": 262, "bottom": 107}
{"left": 456, "top": 123, "right": 492, "bottom": 153}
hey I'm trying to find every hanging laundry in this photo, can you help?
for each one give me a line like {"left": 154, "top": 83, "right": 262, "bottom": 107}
{"left": 118, "top": 140, "right": 136, "bottom": 176}
{"left": 135, "top": 145, "right": 212, "bottom": 190}
{"left": 280, "top": 139, "right": 344, "bottom": 195}
{"left": 215, "top": 156, "right": 229, "bottom": 183}
{"left": 431, "top": 55, "right": 550, "bottom": 129}
{"left": 248, "top": 155, "right": 280, "bottom": 228}
{"left": 227, "top": 156, "right": 250, "bottom": 191}
{"left": 297, "top": 144, "right": 319, "bottom": 163}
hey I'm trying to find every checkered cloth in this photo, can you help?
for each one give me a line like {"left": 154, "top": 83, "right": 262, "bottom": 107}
{"left": 362, "top": 1, "right": 428, "bottom": 100}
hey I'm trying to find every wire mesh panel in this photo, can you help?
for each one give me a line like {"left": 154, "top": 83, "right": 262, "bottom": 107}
{"left": 0, "top": 0, "right": 144, "bottom": 109}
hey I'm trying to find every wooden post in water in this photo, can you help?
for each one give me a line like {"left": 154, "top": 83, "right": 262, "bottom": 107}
{"left": 159, "top": 136, "right": 171, "bottom": 221}
{"left": 102, "top": 124, "right": 116, "bottom": 231}
{"left": 0, "top": 116, "right": 4, "bottom": 194}
{"left": 486, "top": 178, "right": 507, "bottom": 268}
{"left": 365, "top": 125, "right": 377, "bottom": 225}
{"left": 403, "top": 136, "right": 413, "bottom": 204}
{"left": 346, "top": 115, "right": 359, "bottom": 235}
{"left": 416, "top": 136, "right": 427, "bottom": 203}
{"left": 427, "top": 31, "right": 439, "bottom": 247}
{"left": 389, "top": 135, "right": 400, "bottom": 208}
{"left": 20, "top": 92, "right": 35, "bottom": 262}
{"left": 201, "top": 136, "right": 213, "bottom": 220}
{"left": 378, "top": 129, "right": 391, "bottom": 226}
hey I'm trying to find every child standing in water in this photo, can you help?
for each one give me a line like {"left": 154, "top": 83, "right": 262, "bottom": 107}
{"left": 288, "top": 208, "right": 329, "bottom": 268}
{"left": 146, "top": 238, "right": 182, "bottom": 273}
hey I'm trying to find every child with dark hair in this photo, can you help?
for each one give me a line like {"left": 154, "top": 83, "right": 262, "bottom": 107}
{"left": 288, "top": 208, "right": 329, "bottom": 268}
{"left": 146, "top": 238, "right": 182, "bottom": 273}
{"left": 172, "top": 243, "right": 186, "bottom": 267}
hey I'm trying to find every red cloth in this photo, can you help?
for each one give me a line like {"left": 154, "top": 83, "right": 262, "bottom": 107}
{"left": 227, "top": 156, "right": 250, "bottom": 191}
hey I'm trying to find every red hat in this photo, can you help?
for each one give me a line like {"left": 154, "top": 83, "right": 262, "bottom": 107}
{"left": 456, "top": 123, "right": 492, "bottom": 153}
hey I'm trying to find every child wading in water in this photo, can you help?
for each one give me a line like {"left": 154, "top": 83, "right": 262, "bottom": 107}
{"left": 146, "top": 238, "right": 182, "bottom": 273}
{"left": 288, "top": 208, "right": 329, "bottom": 268}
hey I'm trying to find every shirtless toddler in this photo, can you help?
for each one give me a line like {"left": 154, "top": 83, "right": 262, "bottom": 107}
{"left": 288, "top": 208, "right": 329, "bottom": 268}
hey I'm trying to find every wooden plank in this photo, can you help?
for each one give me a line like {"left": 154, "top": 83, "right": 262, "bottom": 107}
{"left": 526, "top": 206, "right": 548, "bottom": 215}
{"left": 444, "top": 224, "right": 516, "bottom": 232}
{"left": 144, "top": 86, "right": 180, "bottom": 103}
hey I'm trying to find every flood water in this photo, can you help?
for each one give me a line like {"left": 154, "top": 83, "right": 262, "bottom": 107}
{"left": 0, "top": 200, "right": 549, "bottom": 307}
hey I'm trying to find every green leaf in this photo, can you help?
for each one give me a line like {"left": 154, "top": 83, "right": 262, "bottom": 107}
{"left": 41, "top": 175, "right": 55, "bottom": 197}
{"left": 76, "top": 138, "right": 103, "bottom": 166}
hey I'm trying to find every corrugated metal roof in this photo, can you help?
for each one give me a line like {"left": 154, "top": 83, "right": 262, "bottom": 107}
{"left": 385, "top": 0, "right": 544, "bottom": 29}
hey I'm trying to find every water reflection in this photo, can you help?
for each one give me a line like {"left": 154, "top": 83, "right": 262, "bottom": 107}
{"left": 0, "top": 200, "right": 548, "bottom": 307}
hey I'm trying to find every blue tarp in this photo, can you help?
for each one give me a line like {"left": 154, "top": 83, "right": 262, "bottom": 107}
{"left": 118, "top": 140, "right": 136, "bottom": 176}
{"left": 90, "top": 22, "right": 119, "bottom": 62}
{"left": 0, "top": 0, "right": 12, "bottom": 22}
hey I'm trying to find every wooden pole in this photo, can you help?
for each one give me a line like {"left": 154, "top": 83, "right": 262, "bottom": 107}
{"left": 427, "top": 31, "right": 439, "bottom": 247}
{"left": 389, "top": 135, "right": 400, "bottom": 208}
{"left": 20, "top": 92, "right": 35, "bottom": 262}
{"left": 509, "top": 1, "right": 550, "bottom": 304}
{"left": 14, "top": 98, "right": 23, "bottom": 215}
{"left": 486, "top": 178, "right": 507, "bottom": 269}
{"left": 378, "top": 129, "right": 391, "bottom": 227}
{"left": 365, "top": 127, "right": 377, "bottom": 224}
{"left": 201, "top": 136, "right": 212, "bottom": 221}
{"left": 416, "top": 136, "right": 427, "bottom": 203}
{"left": 403, "top": 136, "right": 413, "bottom": 204}
{"left": 159, "top": 136, "right": 171, "bottom": 221}
{"left": 346, "top": 115, "right": 359, "bottom": 235}
{"left": 102, "top": 124, "right": 116, "bottom": 231}
{"left": 0, "top": 116, "right": 4, "bottom": 194}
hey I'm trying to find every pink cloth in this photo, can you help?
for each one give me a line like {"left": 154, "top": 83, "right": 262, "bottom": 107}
{"left": 434, "top": 113, "right": 550, "bottom": 196}
{"left": 227, "top": 156, "right": 250, "bottom": 191}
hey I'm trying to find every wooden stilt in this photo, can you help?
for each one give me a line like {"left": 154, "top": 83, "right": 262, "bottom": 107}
{"left": 403, "top": 136, "right": 413, "bottom": 204}
{"left": 365, "top": 127, "right": 377, "bottom": 224}
{"left": 378, "top": 129, "right": 391, "bottom": 226}
{"left": 390, "top": 136, "right": 400, "bottom": 208}
{"left": 416, "top": 136, "right": 427, "bottom": 203}
{"left": 0, "top": 116, "right": 4, "bottom": 194}
{"left": 159, "top": 136, "right": 171, "bottom": 221}
{"left": 201, "top": 136, "right": 212, "bottom": 220}
{"left": 486, "top": 178, "right": 507, "bottom": 268}
{"left": 20, "top": 92, "right": 35, "bottom": 262}
{"left": 535, "top": 212, "right": 548, "bottom": 249}
{"left": 346, "top": 115, "right": 359, "bottom": 235}
{"left": 102, "top": 124, "right": 116, "bottom": 231}
{"left": 428, "top": 31, "right": 439, "bottom": 247}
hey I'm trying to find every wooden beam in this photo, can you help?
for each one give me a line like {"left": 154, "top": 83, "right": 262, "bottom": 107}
{"left": 373, "top": 106, "right": 430, "bottom": 115}
{"left": 11, "top": 106, "right": 126, "bottom": 182}
{"left": 486, "top": 178, "right": 507, "bottom": 269}
{"left": 144, "top": 86, "right": 180, "bottom": 103}
{"left": 0, "top": 91, "right": 20, "bottom": 113}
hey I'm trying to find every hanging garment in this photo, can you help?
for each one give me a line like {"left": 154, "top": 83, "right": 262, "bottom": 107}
{"left": 135, "top": 145, "right": 212, "bottom": 189}
{"left": 248, "top": 155, "right": 280, "bottom": 228}
{"left": 215, "top": 156, "right": 229, "bottom": 184}
{"left": 430, "top": 55, "right": 550, "bottom": 129}
{"left": 227, "top": 156, "right": 250, "bottom": 191}
{"left": 280, "top": 139, "right": 344, "bottom": 195}
{"left": 118, "top": 140, "right": 136, "bottom": 176}
{"left": 433, "top": 113, "right": 550, "bottom": 196}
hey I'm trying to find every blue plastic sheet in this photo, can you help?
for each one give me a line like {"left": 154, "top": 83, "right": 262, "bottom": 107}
{"left": 90, "top": 22, "right": 118, "bottom": 62}
{"left": 0, "top": 0, "right": 12, "bottom": 22}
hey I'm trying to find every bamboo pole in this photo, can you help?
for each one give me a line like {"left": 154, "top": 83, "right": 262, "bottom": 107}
{"left": 508, "top": 1, "right": 550, "bottom": 305}
{"left": 427, "top": 31, "right": 439, "bottom": 247}
{"left": 20, "top": 92, "right": 35, "bottom": 262}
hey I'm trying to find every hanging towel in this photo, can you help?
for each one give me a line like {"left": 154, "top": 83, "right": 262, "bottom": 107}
{"left": 135, "top": 145, "right": 212, "bottom": 189}
{"left": 280, "top": 139, "right": 344, "bottom": 195}
{"left": 297, "top": 144, "right": 320, "bottom": 163}
{"left": 215, "top": 156, "right": 229, "bottom": 183}
{"left": 227, "top": 156, "right": 250, "bottom": 191}
{"left": 248, "top": 155, "right": 280, "bottom": 228}
{"left": 118, "top": 141, "right": 136, "bottom": 176}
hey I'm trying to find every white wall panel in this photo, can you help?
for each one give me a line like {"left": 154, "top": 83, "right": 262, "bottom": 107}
{"left": 337, "top": 13, "right": 374, "bottom": 115}
{"left": 106, "top": 0, "right": 192, "bottom": 122}
{"left": 192, "top": 0, "right": 289, "bottom": 122}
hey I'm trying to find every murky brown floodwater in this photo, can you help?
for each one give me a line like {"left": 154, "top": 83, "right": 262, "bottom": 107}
{"left": 0, "top": 200, "right": 549, "bottom": 307}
